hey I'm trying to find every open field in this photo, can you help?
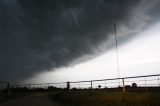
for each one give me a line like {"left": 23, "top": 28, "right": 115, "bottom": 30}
{"left": 1, "top": 87, "right": 160, "bottom": 106}
{"left": 1, "top": 74, "right": 160, "bottom": 105}
{"left": 50, "top": 90, "right": 160, "bottom": 106}
{"left": 0, "top": 93, "right": 60, "bottom": 106}
{"left": 0, "top": 91, "right": 8, "bottom": 104}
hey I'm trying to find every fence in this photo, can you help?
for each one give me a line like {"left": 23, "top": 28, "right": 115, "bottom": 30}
{"left": 68, "top": 74, "right": 160, "bottom": 92}
{"left": 0, "top": 74, "right": 160, "bottom": 97}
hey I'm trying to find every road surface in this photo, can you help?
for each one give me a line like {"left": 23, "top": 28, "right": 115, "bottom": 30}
{"left": 0, "top": 94, "right": 60, "bottom": 106}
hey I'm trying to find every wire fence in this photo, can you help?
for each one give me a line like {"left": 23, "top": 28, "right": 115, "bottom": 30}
{"left": 68, "top": 74, "right": 160, "bottom": 90}
{"left": 0, "top": 74, "right": 160, "bottom": 97}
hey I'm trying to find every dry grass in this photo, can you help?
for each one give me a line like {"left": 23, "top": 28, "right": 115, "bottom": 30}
{"left": 0, "top": 91, "right": 7, "bottom": 103}
{"left": 51, "top": 91, "right": 160, "bottom": 106}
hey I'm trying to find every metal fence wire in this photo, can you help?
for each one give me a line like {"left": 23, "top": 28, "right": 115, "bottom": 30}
{"left": 0, "top": 74, "right": 160, "bottom": 96}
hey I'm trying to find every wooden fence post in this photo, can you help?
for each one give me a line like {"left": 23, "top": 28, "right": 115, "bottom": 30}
{"left": 122, "top": 78, "right": 125, "bottom": 93}
{"left": 47, "top": 83, "right": 49, "bottom": 88}
{"left": 28, "top": 84, "right": 31, "bottom": 96}
{"left": 7, "top": 83, "right": 11, "bottom": 97}
{"left": 158, "top": 77, "right": 160, "bottom": 87}
{"left": 144, "top": 78, "right": 148, "bottom": 95}
{"left": 67, "top": 82, "right": 70, "bottom": 92}
{"left": 91, "top": 81, "right": 93, "bottom": 90}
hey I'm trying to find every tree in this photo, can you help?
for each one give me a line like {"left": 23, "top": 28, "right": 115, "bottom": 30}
{"left": 132, "top": 83, "right": 137, "bottom": 88}
{"left": 98, "top": 85, "right": 101, "bottom": 89}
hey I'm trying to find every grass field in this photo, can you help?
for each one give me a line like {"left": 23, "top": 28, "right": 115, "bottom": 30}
{"left": 0, "top": 91, "right": 7, "bottom": 103}
{"left": 50, "top": 90, "right": 160, "bottom": 106}
{"left": 1, "top": 87, "right": 160, "bottom": 106}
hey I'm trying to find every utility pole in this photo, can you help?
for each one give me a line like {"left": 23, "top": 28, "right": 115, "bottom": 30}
{"left": 114, "top": 23, "right": 120, "bottom": 86}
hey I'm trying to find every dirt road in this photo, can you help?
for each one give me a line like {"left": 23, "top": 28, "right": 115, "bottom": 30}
{"left": 0, "top": 95, "right": 60, "bottom": 106}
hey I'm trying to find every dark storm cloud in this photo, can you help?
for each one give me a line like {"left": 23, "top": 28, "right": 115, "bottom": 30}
{"left": 0, "top": 0, "right": 158, "bottom": 82}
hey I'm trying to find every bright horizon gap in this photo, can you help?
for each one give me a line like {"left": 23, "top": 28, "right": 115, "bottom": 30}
{"left": 24, "top": 22, "right": 160, "bottom": 84}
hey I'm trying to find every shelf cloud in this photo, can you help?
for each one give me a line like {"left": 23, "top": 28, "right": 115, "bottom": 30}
{"left": 0, "top": 0, "right": 159, "bottom": 82}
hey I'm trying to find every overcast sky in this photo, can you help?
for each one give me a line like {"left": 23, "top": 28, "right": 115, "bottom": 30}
{"left": 25, "top": 22, "right": 160, "bottom": 83}
{"left": 0, "top": 0, "right": 160, "bottom": 83}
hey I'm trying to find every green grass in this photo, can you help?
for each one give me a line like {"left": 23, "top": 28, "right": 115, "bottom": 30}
{"left": 50, "top": 91, "right": 160, "bottom": 106}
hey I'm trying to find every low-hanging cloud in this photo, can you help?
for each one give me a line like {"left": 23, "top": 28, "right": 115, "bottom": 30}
{"left": 0, "top": 0, "right": 159, "bottom": 82}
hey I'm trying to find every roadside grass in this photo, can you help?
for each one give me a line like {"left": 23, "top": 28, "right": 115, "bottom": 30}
{"left": 50, "top": 90, "right": 160, "bottom": 106}
{"left": 0, "top": 91, "right": 8, "bottom": 104}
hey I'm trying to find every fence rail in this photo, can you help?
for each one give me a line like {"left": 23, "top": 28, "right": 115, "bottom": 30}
{"left": 1, "top": 74, "right": 160, "bottom": 97}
